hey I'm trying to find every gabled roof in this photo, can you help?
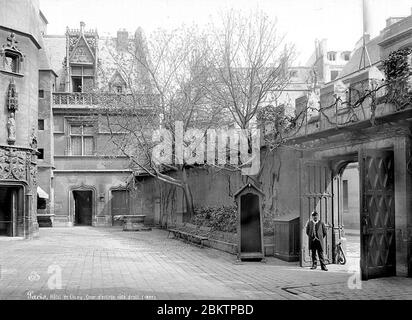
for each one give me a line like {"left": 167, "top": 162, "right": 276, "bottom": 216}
{"left": 109, "top": 70, "right": 127, "bottom": 85}
{"left": 234, "top": 182, "right": 264, "bottom": 198}
{"left": 69, "top": 34, "right": 95, "bottom": 63}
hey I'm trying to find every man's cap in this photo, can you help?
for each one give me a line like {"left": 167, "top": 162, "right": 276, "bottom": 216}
{"left": 311, "top": 211, "right": 319, "bottom": 216}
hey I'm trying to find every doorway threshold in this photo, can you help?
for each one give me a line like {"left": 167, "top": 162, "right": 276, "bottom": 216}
{"left": 0, "top": 236, "right": 25, "bottom": 241}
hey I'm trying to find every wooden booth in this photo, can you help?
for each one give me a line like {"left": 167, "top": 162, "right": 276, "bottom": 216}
{"left": 273, "top": 213, "right": 300, "bottom": 262}
{"left": 234, "top": 183, "right": 265, "bottom": 261}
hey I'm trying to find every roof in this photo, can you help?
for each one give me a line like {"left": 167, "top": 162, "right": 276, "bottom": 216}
{"left": 274, "top": 212, "right": 299, "bottom": 222}
{"left": 338, "top": 35, "right": 383, "bottom": 79}
{"left": 234, "top": 183, "right": 264, "bottom": 198}
{"left": 43, "top": 35, "right": 66, "bottom": 78}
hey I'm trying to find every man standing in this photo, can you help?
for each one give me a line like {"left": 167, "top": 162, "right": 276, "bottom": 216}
{"left": 306, "top": 211, "right": 328, "bottom": 271}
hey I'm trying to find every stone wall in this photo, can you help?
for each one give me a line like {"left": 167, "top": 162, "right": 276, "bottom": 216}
{"left": 53, "top": 171, "right": 130, "bottom": 227}
{"left": 0, "top": 0, "right": 43, "bottom": 237}
{"left": 130, "top": 145, "right": 301, "bottom": 233}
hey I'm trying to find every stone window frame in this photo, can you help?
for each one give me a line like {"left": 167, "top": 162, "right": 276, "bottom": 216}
{"left": 64, "top": 117, "right": 98, "bottom": 156}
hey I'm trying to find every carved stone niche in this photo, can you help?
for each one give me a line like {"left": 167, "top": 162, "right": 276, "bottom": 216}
{"left": 0, "top": 33, "right": 24, "bottom": 74}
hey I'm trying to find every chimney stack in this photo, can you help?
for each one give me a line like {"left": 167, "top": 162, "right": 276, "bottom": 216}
{"left": 117, "top": 29, "right": 128, "bottom": 50}
{"left": 80, "top": 21, "right": 85, "bottom": 34}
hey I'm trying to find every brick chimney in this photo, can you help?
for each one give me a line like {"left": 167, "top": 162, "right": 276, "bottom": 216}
{"left": 117, "top": 29, "right": 128, "bottom": 50}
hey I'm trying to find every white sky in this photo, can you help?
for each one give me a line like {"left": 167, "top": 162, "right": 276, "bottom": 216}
{"left": 39, "top": 0, "right": 412, "bottom": 64}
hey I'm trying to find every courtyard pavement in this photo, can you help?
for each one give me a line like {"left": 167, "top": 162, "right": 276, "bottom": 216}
{"left": 0, "top": 227, "right": 411, "bottom": 300}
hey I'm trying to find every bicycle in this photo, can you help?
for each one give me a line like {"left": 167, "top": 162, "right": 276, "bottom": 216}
{"left": 335, "top": 241, "right": 347, "bottom": 265}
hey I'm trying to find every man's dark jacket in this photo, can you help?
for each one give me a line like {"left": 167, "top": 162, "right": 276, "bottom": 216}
{"left": 306, "top": 220, "right": 327, "bottom": 250}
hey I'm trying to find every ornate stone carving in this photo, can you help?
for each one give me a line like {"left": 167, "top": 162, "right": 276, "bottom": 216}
{"left": 7, "top": 79, "right": 18, "bottom": 111}
{"left": 71, "top": 40, "right": 94, "bottom": 64}
{"left": 1, "top": 33, "right": 24, "bottom": 73}
{"left": 0, "top": 147, "right": 27, "bottom": 180}
{"left": 7, "top": 112, "right": 16, "bottom": 145}
{"left": 4, "top": 33, "right": 22, "bottom": 53}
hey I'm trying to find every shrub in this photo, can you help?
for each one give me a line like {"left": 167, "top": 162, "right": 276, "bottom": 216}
{"left": 192, "top": 206, "right": 237, "bottom": 233}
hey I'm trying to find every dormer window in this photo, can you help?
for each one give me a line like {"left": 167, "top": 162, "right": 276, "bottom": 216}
{"left": 327, "top": 51, "right": 336, "bottom": 61}
{"left": 115, "top": 85, "right": 123, "bottom": 94}
{"left": 0, "top": 33, "right": 24, "bottom": 75}
{"left": 342, "top": 52, "right": 351, "bottom": 61}
{"left": 109, "top": 71, "right": 127, "bottom": 94}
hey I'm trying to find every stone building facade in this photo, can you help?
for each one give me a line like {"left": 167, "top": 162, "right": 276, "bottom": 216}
{"left": 36, "top": 22, "right": 156, "bottom": 227}
{"left": 0, "top": 0, "right": 46, "bottom": 238}
{"left": 284, "top": 11, "right": 412, "bottom": 279}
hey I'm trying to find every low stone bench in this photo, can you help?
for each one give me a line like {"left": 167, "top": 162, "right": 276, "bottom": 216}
{"left": 37, "top": 214, "right": 55, "bottom": 227}
{"left": 113, "top": 215, "right": 151, "bottom": 231}
{"left": 168, "top": 223, "right": 209, "bottom": 247}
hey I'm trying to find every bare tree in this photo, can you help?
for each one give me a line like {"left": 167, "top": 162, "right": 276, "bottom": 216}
{"left": 206, "top": 10, "right": 295, "bottom": 130}
{"left": 97, "top": 25, "right": 227, "bottom": 220}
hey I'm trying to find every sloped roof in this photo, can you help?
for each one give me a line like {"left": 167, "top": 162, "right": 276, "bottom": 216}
{"left": 338, "top": 35, "right": 383, "bottom": 79}
{"left": 43, "top": 35, "right": 66, "bottom": 78}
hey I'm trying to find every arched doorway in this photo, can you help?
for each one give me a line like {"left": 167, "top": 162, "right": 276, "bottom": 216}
{"left": 70, "top": 186, "right": 95, "bottom": 226}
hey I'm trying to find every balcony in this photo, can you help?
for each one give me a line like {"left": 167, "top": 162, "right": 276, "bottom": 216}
{"left": 53, "top": 92, "right": 98, "bottom": 105}
{"left": 281, "top": 68, "right": 412, "bottom": 144}
{"left": 52, "top": 92, "right": 160, "bottom": 108}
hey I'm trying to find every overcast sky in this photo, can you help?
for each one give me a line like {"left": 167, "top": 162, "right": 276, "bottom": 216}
{"left": 39, "top": 0, "right": 412, "bottom": 64}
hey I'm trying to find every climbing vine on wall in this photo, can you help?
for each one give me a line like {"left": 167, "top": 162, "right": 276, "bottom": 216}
{"left": 382, "top": 47, "right": 412, "bottom": 110}
{"left": 191, "top": 206, "right": 237, "bottom": 233}
{"left": 383, "top": 47, "right": 412, "bottom": 80}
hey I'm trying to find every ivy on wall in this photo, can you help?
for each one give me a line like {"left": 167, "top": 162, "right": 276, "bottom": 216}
{"left": 382, "top": 47, "right": 412, "bottom": 110}
{"left": 383, "top": 47, "right": 412, "bottom": 80}
{"left": 191, "top": 206, "right": 237, "bottom": 233}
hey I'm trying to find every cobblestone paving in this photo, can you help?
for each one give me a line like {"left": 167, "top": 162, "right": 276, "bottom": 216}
{"left": 0, "top": 227, "right": 411, "bottom": 300}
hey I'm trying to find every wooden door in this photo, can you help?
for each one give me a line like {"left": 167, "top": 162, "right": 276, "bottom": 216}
{"left": 240, "top": 193, "right": 262, "bottom": 254}
{"left": 359, "top": 149, "right": 396, "bottom": 280}
{"left": 111, "top": 190, "right": 129, "bottom": 226}
{"left": 300, "top": 159, "right": 334, "bottom": 266}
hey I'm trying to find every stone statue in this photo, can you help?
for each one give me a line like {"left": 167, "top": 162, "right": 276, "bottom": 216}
{"left": 30, "top": 128, "right": 37, "bottom": 150}
{"left": 7, "top": 112, "right": 16, "bottom": 145}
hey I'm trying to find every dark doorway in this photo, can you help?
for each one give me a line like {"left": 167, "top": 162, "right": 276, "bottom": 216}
{"left": 111, "top": 190, "right": 129, "bottom": 226}
{"left": 72, "top": 77, "right": 82, "bottom": 92}
{"left": 240, "top": 193, "right": 262, "bottom": 253}
{"left": 73, "top": 190, "right": 93, "bottom": 226}
{"left": 0, "top": 187, "right": 19, "bottom": 236}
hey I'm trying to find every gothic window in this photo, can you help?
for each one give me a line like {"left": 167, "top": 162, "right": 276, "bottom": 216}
{"left": 71, "top": 66, "right": 94, "bottom": 92}
{"left": 70, "top": 124, "right": 95, "bottom": 156}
